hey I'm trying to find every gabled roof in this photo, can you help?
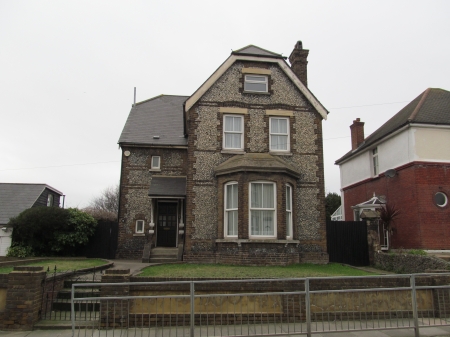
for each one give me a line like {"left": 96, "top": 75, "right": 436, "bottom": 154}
{"left": 0, "top": 183, "right": 63, "bottom": 225}
{"left": 118, "top": 95, "right": 189, "bottom": 147}
{"left": 232, "top": 45, "right": 284, "bottom": 59}
{"left": 336, "top": 88, "right": 450, "bottom": 164}
{"left": 185, "top": 45, "right": 329, "bottom": 119}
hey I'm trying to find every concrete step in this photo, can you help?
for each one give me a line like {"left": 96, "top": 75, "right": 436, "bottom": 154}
{"left": 150, "top": 248, "right": 178, "bottom": 263}
{"left": 149, "top": 257, "right": 178, "bottom": 263}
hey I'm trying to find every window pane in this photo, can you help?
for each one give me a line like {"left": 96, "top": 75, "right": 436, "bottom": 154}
{"left": 251, "top": 210, "right": 274, "bottom": 235}
{"left": 244, "top": 82, "right": 267, "bottom": 92}
{"left": 227, "top": 210, "right": 238, "bottom": 236}
{"left": 246, "top": 75, "right": 266, "bottom": 82}
{"left": 226, "top": 184, "right": 238, "bottom": 209}
{"left": 251, "top": 183, "right": 262, "bottom": 208}
{"left": 278, "top": 119, "right": 287, "bottom": 133}
{"left": 271, "top": 135, "right": 287, "bottom": 150}
{"left": 286, "top": 186, "right": 291, "bottom": 211}
{"left": 152, "top": 156, "right": 160, "bottom": 168}
{"left": 262, "top": 184, "right": 274, "bottom": 208}
{"left": 225, "top": 116, "right": 241, "bottom": 132}
{"left": 225, "top": 133, "right": 241, "bottom": 148}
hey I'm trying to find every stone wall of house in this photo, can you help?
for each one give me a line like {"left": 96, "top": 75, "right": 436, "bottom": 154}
{"left": 117, "top": 146, "right": 188, "bottom": 259}
{"left": 374, "top": 252, "right": 450, "bottom": 274}
{"left": 184, "top": 61, "right": 328, "bottom": 265}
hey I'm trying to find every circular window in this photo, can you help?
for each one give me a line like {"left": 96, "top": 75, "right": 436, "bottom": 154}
{"left": 435, "top": 192, "right": 448, "bottom": 208}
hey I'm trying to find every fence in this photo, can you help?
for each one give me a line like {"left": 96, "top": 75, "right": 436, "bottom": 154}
{"left": 71, "top": 273, "right": 450, "bottom": 337}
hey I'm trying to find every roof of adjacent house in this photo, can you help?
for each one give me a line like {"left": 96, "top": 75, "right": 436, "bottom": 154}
{"left": 0, "top": 183, "right": 63, "bottom": 225}
{"left": 118, "top": 95, "right": 189, "bottom": 146}
{"left": 336, "top": 88, "right": 450, "bottom": 164}
{"left": 232, "top": 45, "right": 285, "bottom": 59}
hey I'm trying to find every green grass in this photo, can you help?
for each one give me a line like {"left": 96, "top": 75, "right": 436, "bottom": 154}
{"left": 138, "top": 263, "right": 375, "bottom": 278}
{"left": 0, "top": 258, "right": 106, "bottom": 274}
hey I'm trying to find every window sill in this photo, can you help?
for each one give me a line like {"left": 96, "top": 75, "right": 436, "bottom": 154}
{"left": 216, "top": 239, "right": 300, "bottom": 246}
{"left": 269, "top": 151, "right": 292, "bottom": 156}
{"left": 149, "top": 169, "right": 161, "bottom": 172}
{"left": 221, "top": 150, "right": 245, "bottom": 155}
{"left": 133, "top": 233, "right": 145, "bottom": 237}
{"left": 243, "top": 91, "right": 270, "bottom": 95}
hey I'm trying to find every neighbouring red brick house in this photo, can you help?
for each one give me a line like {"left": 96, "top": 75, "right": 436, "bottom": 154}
{"left": 117, "top": 41, "right": 330, "bottom": 265}
{"left": 335, "top": 88, "right": 450, "bottom": 250}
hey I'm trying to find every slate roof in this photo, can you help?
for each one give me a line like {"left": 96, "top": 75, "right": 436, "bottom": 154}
{"left": 214, "top": 153, "right": 301, "bottom": 178}
{"left": 336, "top": 88, "right": 450, "bottom": 164}
{"left": 118, "top": 95, "right": 189, "bottom": 146}
{"left": 0, "top": 183, "right": 63, "bottom": 225}
{"left": 232, "top": 45, "right": 284, "bottom": 59}
{"left": 148, "top": 177, "right": 186, "bottom": 198}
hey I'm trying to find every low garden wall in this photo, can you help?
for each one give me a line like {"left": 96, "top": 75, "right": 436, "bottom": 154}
{"left": 374, "top": 252, "right": 450, "bottom": 274}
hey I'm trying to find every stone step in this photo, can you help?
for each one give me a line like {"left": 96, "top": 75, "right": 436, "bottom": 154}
{"left": 149, "top": 257, "right": 178, "bottom": 264}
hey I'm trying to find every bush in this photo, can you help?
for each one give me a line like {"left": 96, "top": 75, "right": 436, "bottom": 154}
{"left": 407, "top": 249, "right": 427, "bottom": 256}
{"left": 8, "top": 207, "right": 97, "bottom": 256}
{"left": 6, "top": 244, "right": 34, "bottom": 258}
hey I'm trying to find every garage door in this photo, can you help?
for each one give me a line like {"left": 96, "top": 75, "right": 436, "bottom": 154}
{"left": 0, "top": 235, "right": 12, "bottom": 256}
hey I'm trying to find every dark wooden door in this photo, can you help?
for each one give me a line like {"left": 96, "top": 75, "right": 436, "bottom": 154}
{"left": 326, "top": 220, "right": 369, "bottom": 266}
{"left": 157, "top": 202, "right": 177, "bottom": 247}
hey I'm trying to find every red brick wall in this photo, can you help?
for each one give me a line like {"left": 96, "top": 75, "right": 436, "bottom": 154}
{"left": 343, "top": 162, "right": 450, "bottom": 249}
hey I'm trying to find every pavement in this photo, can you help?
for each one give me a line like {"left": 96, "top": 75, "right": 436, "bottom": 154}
{"left": 106, "top": 259, "right": 152, "bottom": 275}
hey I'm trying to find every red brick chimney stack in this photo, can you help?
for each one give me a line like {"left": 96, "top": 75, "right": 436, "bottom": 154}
{"left": 289, "top": 41, "right": 309, "bottom": 87}
{"left": 350, "top": 118, "right": 365, "bottom": 150}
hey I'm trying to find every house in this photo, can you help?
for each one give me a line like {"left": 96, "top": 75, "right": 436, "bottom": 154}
{"left": 335, "top": 88, "right": 450, "bottom": 250}
{"left": 0, "top": 183, "right": 64, "bottom": 256}
{"left": 117, "top": 41, "right": 330, "bottom": 265}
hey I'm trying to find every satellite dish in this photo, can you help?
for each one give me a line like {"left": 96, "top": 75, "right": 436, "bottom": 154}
{"left": 385, "top": 169, "right": 397, "bottom": 178}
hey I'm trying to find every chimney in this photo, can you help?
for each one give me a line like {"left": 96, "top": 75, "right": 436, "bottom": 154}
{"left": 289, "top": 41, "right": 309, "bottom": 87}
{"left": 350, "top": 118, "right": 365, "bottom": 150}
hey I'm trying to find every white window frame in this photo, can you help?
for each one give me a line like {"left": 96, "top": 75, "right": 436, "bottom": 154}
{"left": 286, "top": 184, "right": 293, "bottom": 239}
{"left": 224, "top": 182, "right": 238, "bottom": 238}
{"left": 135, "top": 220, "right": 145, "bottom": 233}
{"left": 47, "top": 194, "right": 54, "bottom": 207}
{"left": 372, "top": 148, "right": 379, "bottom": 176}
{"left": 269, "top": 117, "right": 290, "bottom": 152}
{"left": 249, "top": 181, "right": 277, "bottom": 239}
{"left": 223, "top": 115, "right": 244, "bottom": 150}
{"left": 244, "top": 74, "right": 268, "bottom": 93}
{"left": 151, "top": 156, "right": 161, "bottom": 170}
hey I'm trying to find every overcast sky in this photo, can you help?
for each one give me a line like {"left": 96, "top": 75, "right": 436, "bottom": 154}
{"left": 1, "top": 0, "right": 449, "bottom": 208}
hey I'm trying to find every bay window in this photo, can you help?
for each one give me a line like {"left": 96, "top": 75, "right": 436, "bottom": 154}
{"left": 249, "top": 182, "right": 276, "bottom": 238}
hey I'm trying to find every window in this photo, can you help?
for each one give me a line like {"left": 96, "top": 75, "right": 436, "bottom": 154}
{"left": 286, "top": 185, "right": 293, "bottom": 239}
{"left": 47, "top": 194, "right": 54, "bottom": 207}
{"left": 354, "top": 209, "right": 360, "bottom": 221}
{"left": 372, "top": 148, "right": 379, "bottom": 176}
{"left": 223, "top": 115, "right": 243, "bottom": 150}
{"left": 244, "top": 75, "right": 268, "bottom": 93}
{"left": 224, "top": 182, "right": 238, "bottom": 237}
{"left": 249, "top": 182, "right": 276, "bottom": 237}
{"left": 435, "top": 192, "right": 448, "bottom": 208}
{"left": 151, "top": 156, "right": 160, "bottom": 170}
{"left": 136, "top": 220, "right": 145, "bottom": 233}
{"left": 270, "top": 117, "right": 290, "bottom": 152}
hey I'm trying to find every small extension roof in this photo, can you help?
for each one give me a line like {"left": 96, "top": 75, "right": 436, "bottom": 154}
{"left": 0, "top": 183, "right": 63, "bottom": 224}
{"left": 148, "top": 176, "right": 186, "bottom": 198}
{"left": 119, "top": 95, "right": 189, "bottom": 147}
{"left": 336, "top": 88, "right": 450, "bottom": 164}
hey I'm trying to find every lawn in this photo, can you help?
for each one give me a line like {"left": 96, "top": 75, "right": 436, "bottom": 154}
{"left": 138, "top": 263, "right": 375, "bottom": 278}
{"left": 0, "top": 258, "right": 107, "bottom": 274}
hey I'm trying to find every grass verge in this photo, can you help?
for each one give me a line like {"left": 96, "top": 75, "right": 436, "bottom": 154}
{"left": 0, "top": 258, "right": 106, "bottom": 274}
{"left": 138, "top": 263, "right": 375, "bottom": 278}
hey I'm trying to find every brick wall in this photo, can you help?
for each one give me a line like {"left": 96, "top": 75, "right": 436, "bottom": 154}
{"left": 343, "top": 162, "right": 450, "bottom": 249}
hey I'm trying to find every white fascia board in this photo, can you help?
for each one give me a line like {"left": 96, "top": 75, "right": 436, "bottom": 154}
{"left": 185, "top": 55, "right": 328, "bottom": 120}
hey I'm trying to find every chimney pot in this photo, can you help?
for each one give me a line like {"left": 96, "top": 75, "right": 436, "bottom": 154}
{"left": 350, "top": 118, "right": 365, "bottom": 150}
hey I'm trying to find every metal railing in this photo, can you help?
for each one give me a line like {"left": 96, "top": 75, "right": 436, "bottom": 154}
{"left": 71, "top": 274, "right": 450, "bottom": 337}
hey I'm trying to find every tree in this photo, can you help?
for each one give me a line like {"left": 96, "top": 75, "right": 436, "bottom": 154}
{"left": 8, "top": 207, "right": 97, "bottom": 256}
{"left": 378, "top": 202, "right": 400, "bottom": 234}
{"left": 325, "top": 192, "right": 341, "bottom": 221}
{"left": 84, "top": 185, "right": 119, "bottom": 221}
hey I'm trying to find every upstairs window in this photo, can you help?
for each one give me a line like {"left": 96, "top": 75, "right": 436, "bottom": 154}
{"left": 286, "top": 185, "right": 293, "bottom": 239}
{"left": 250, "top": 182, "right": 276, "bottom": 238}
{"left": 223, "top": 115, "right": 243, "bottom": 150}
{"left": 151, "top": 156, "right": 160, "bottom": 170}
{"left": 372, "top": 148, "right": 379, "bottom": 176}
{"left": 224, "top": 182, "right": 238, "bottom": 237}
{"left": 47, "top": 194, "right": 54, "bottom": 207}
{"left": 270, "top": 117, "right": 290, "bottom": 152}
{"left": 244, "top": 75, "right": 268, "bottom": 93}
{"left": 136, "top": 220, "right": 145, "bottom": 233}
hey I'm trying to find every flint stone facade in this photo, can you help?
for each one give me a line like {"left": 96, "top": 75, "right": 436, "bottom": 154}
{"left": 117, "top": 43, "right": 330, "bottom": 265}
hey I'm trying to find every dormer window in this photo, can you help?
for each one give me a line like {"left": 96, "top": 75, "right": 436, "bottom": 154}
{"left": 244, "top": 75, "right": 268, "bottom": 93}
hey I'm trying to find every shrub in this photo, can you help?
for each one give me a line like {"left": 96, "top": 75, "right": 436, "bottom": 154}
{"left": 8, "top": 207, "right": 97, "bottom": 256}
{"left": 6, "top": 244, "right": 34, "bottom": 258}
{"left": 407, "top": 249, "right": 427, "bottom": 256}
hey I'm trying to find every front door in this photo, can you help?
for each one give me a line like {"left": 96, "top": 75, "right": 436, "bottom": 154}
{"left": 156, "top": 202, "right": 177, "bottom": 247}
